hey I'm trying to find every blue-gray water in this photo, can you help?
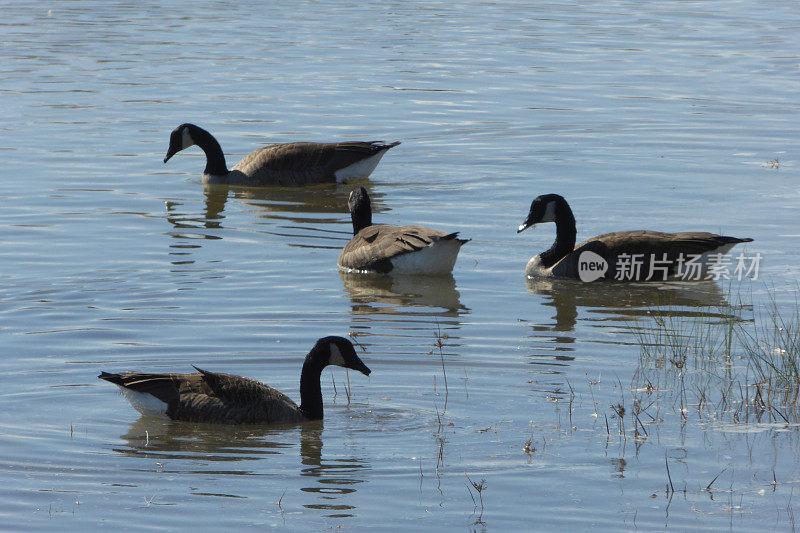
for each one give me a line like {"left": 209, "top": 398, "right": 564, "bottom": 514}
{"left": 2, "top": 1, "right": 799, "bottom": 530}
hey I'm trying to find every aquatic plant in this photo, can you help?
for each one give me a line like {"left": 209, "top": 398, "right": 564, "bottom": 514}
{"left": 629, "top": 288, "right": 800, "bottom": 424}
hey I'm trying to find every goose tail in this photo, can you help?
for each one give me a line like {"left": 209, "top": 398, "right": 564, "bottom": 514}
{"left": 440, "top": 232, "right": 470, "bottom": 246}
{"left": 98, "top": 371, "right": 125, "bottom": 386}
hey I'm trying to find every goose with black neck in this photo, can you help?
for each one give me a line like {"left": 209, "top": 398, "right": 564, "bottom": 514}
{"left": 164, "top": 123, "right": 400, "bottom": 187}
{"left": 339, "top": 186, "right": 469, "bottom": 275}
{"left": 99, "top": 336, "right": 370, "bottom": 424}
{"left": 517, "top": 193, "right": 753, "bottom": 281}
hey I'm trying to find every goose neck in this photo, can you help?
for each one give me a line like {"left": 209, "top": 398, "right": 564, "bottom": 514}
{"left": 299, "top": 358, "right": 325, "bottom": 420}
{"left": 351, "top": 205, "right": 372, "bottom": 234}
{"left": 539, "top": 201, "right": 577, "bottom": 268}
{"left": 192, "top": 126, "right": 228, "bottom": 176}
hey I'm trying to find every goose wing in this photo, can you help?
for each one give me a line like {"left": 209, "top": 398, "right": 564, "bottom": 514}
{"left": 338, "top": 224, "right": 459, "bottom": 273}
{"left": 232, "top": 141, "right": 399, "bottom": 186}
{"left": 581, "top": 231, "right": 747, "bottom": 257}
{"left": 189, "top": 367, "right": 296, "bottom": 407}
{"left": 179, "top": 367, "right": 302, "bottom": 424}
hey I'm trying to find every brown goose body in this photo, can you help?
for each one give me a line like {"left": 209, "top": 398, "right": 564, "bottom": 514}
{"left": 99, "top": 369, "right": 306, "bottom": 424}
{"left": 99, "top": 336, "right": 371, "bottom": 425}
{"left": 164, "top": 124, "right": 399, "bottom": 187}
{"left": 338, "top": 187, "right": 468, "bottom": 274}
{"left": 226, "top": 141, "right": 400, "bottom": 187}
{"left": 518, "top": 194, "right": 753, "bottom": 281}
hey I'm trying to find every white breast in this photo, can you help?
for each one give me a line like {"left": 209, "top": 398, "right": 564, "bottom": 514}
{"left": 525, "top": 255, "right": 557, "bottom": 278}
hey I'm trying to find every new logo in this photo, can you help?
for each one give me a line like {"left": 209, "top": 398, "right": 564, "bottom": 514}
{"left": 578, "top": 251, "right": 608, "bottom": 282}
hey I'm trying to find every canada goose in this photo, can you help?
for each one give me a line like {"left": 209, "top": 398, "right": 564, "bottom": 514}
{"left": 98, "top": 336, "right": 370, "bottom": 424}
{"left": 338, "top": 187, "right": 469, "bottom": 274}
{"left": 517, "top": 194, "right": 753, "bottom": 281}
{"left": 163, "top": 123, "right": 400, "bottom": 187}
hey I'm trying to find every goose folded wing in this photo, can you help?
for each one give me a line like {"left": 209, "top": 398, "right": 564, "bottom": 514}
{"left": 323, "top": 141, "right": 399, "bottom": 170}
{"left": 584, "top": 231, "right": 739, "bottom": 258}
{"left": 191, "top": 367, "right": 294, "bottom": 406}
{"left": 235, "top": 141, "right": 395, "bottom": 181}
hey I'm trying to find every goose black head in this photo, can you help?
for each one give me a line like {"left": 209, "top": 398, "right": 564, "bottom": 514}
{"left": 164, "top": 123, "right": 197, "bottom": 163}
{"left": 517, "top": 193, "right": 565, "bottom": 233}
{"left": 313, "top": 336, "right": 371, "bottom": 376}
{"left": 348, "top": 186, "right": 373, "bottom": 234}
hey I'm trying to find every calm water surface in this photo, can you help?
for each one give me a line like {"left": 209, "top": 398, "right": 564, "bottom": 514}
{"left": 2, "top": 1, "right": 799, "bottom": 530}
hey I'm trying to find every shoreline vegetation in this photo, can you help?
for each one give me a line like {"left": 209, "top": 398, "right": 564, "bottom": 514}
{"left": 628, "top": 284, "right": 800, "bottom": 427}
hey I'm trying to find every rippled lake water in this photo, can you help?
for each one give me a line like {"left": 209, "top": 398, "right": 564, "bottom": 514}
{"left": 2, "top": 1, "right": 799, "bottom": 530}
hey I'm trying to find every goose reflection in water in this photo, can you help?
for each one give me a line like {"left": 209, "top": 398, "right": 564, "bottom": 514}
{"left": 115, "top": 416, "right": 295, "bottom": 463}
{"left": 298, "top": 424, "right": 368, "bottom": 518}
{"left": 520, "top": 279, "right": 740, "bottom": 390}
{"left": 165, "top": 184, "right": 390, "bottom": 255}
{"left": 525, "top": 277, "right": 735, "bottom": 334}
{"left": 340, "top": 272, "right": 467, "bottom": 318}
{"left": 200, "top": 182, "right": 376, "bottom": 222}
{"left": 200, "top": 182, "right": 396, "bottom": 227}
{"left": 114, "top": 417, "right": 368, "bottom": 516}
{"left": 163, "top": 184, "right": 390, "bottom": 276}
{"left": 167, "top": 183, "right": 372, "bottom": 230}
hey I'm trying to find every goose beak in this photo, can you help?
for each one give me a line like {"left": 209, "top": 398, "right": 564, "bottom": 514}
{"left": 163, "top": 149, "right": 177, "bottom": 164}
{"left": 350, "top": 359, "right": 371, "bottom": 377}
{"left": 517, "top": 222, "right": 534, "bottom": 233}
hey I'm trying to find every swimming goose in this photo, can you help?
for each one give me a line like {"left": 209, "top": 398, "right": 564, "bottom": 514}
{"left": 164, "top": 123, "right": 400, "bottom": 187}
{"left": 98, "top": 336, "right": 370, "bottom": 424}
{"left": 338, "top": 187, "right": 469, "bottom": 274}
{"left": 517, "top": 194, "right": 753, "bottom": 281}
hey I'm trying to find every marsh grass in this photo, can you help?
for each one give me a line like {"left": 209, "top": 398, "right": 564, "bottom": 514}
{"left": 630, "top": 288, "right": 800, "bottom": 425}
{"left": 465, "top": 472, "right": 487, "bottom": 522}
{"left": 429, "top": 322, "right": 450, "bottom": 410}
{"left": 738, "top": 294, "right": 800, "bottom": 409}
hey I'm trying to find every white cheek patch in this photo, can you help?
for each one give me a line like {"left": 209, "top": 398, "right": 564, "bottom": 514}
{"left": 541, "top": 201, "right": 557, "bottom": 223}
{"left": 181, "top": 127, "right": 194, "bottom": 150}
{"left": 328, "top": 343, "right": 345, "bottom": 366}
